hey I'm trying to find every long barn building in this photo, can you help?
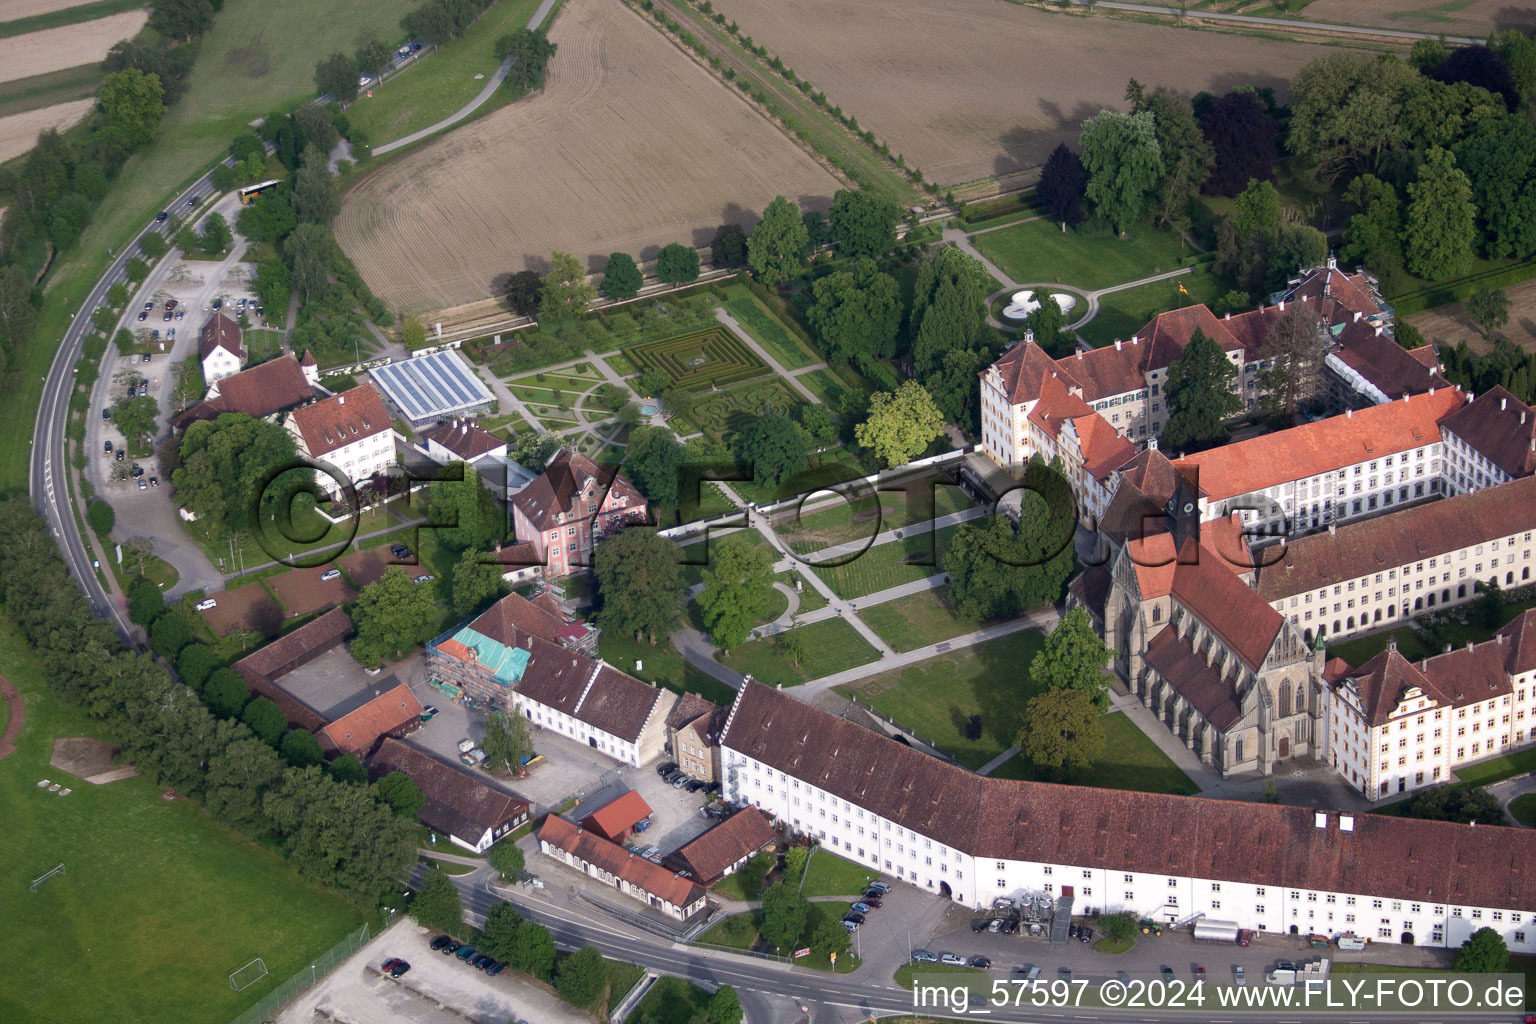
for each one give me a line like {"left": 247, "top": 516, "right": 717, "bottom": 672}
{"left": 719, "top": 681, "right": 1536, "bottom": 954}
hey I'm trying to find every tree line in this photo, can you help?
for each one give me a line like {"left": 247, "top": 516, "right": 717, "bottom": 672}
{"left": 0, "top": 497, "right": 418, "bottom": 908}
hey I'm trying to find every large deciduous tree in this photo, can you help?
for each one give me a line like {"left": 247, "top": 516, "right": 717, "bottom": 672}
{"left": 505, "top": 270, "right": 543, "bottom": 316}
{"left": 1467, "top": 284, "right": 1511, "bottom": 339}
{"left": 1145, "top": 87, "right": 1213, "bottom": 228}
{"left": 855, "top": 380, "right": 945, "bottom": 468}
{"left": 1404, "top": 147, "right": 1478, "bottom": 281}
{"left": 1454, "top": 116, "right": 1536, "bottom": 260}
{"left": 697, "top": 534, "right": 775, "bottom": 651}
{"left": 1198, "top": 90, "right": 1278, "bottom": 197}
{"left": 656, "top": 242, "right": 701, "bottom": 285}
{"left": 555, "top": 945, "right": 607, "bottom": 1007}
{"left": 315, "top": 52, "right": 360, "bottom": 103}
{"left": 482, "top": 710, "right": 533, "bottom": 773}
{"left": 593, "top": 529, "right": 685, "bottom": 643}
{"left": 759, "top": 881, "right": 809, "bottom": 951}
{"left": 737, "top": 412, "right": 806, "bottom": 489}
{"left": 1340, "top": 174, "right": 1404, "bottom": 277}
{"left": 828, "top": 188, "right": 899, "bottom": 258}
{"left": 348, "top": 567, "right": 441, "bottom": 667}
{"left": 450, "top": 549, "right": 505, "bottom": 616}
{"left": 711, "top": 223, "right": 747, "bottom": 268}
{"left": 1454, "top": 927, "right": 1510, "bottom": 973}
{"left": 539, "top": 251, "right": 595, "bottom": 322}
{"left": 173, "top": 413, "right": 299, "bottom": 537}
{"left": 1030, "top": 607, "right": 1113, "bottom": 712}
{"left": 428, "top": 461, "right": 505, "bottom": 552}
{"left": 1285, "top": 53, "right": 1419, "bottom": 183}
{"left": 1038, "top": 143, "right": 1088, "bottom": 229}
{"left": 909, "top": 245, "right": 994, "bottom": 426}
{"left": 623, "top": 426, "right": 685, "bottom": 508}
{"left": 98, "top": 69, "right": 166, "bottom": 151}
{"left": 747, "top": 196, "right": 809, "bottom": 287}
{"left": 1161, "top": 327, "right": 1242, "bottom": 453}
{"left": 946, "top": 462, "right": 1075, "bottom": 620}
{"left": 805, "top": 257, "right": 902, "bottom": 365}
{"left": 1079, "top": 110, "right": 1165, "bottom": 235}
{"left": 375, "top": 770, "right": 426, "bottom": 818}
{"left": 409, "top": 867, "right": 465, "bottom": 935}
{"left": 601, "top": 252, "right": 643, "bottom": 299}
{"left": 1017, "top": 688, "right": 1105, "bottom": 778}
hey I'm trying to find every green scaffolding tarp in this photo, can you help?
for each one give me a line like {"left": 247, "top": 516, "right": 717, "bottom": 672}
{"left": 452, "top": 627, "right": 530, "bottom": 687}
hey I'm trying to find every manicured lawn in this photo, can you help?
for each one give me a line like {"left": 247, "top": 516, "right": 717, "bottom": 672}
{"left": 811, "top": 522, "right": 961, "bottom": 600}
{"left": 1510, "top": 793, "right": 1536, "bottom": 827}
{"left": 244, "top": 328, "right": 286, "bottom": 364}
{"left": 990, "top": 713, "right": 1201, "bottom": 796}
{"left": 775, "top": 477, "right": 974, "bottom": 554}
{"left": 1077, "top": 268, "right": 1228, "bottom": 348}
{"left": 1454, "top": 746, "right": 1536, "bottom": 788}
{"left": 719, "top": 617, "right": 878, "bottom": 686}
{"left": 0, "top": 627, "right": 365, "bottom": 1024}
{"left": 799, "top": 849, "right": 881, "bottom": 897}
{"left": 971, "top": 220, "right": 1197, "bottom": 292}
{"left": 779, "top": 570, "right": 828, "bottom": 614}
{"left": 630, "top": 976, "right": 712, "bottom": 1024}
{"left": 838, "top": 630, "right": 1044, "bottom": 769}
{"left": 858, "top": 587, "right": 991, "bottom": 653}
{"left": 893, "top": 962, "right": 986, "bottom": 990}
{"left": 346, "top": 0, "right": 549, "bottom": 147}
{"left": 720, "top": 284, "right": 820, "bottom": 370}
{"left": 730, "top": 448, "right": 870, "bottom": 507}
{"left": 698, "top": 910, "right": 764, "bottom": 950}
{"left": 596, "top": 630, "right": 737, "bottom": 707}
{"left": 1327, "top": 596, "right": 1536, "bottom": 668}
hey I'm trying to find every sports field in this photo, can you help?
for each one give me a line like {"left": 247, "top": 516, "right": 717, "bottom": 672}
{"left": 0, "top": 629, "right": 364, "bottom": 1024}
{"left": 704, "top": 0, "right": 1339, "bottom": 187}
{"left": 335, "top": 0, "right": 841, "bottom": 313}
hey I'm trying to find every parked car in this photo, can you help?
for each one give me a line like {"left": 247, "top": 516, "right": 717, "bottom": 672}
{"left": 455, "top": 945, "right": 477, "bottom": 961}
{"left": 389, "top": 961, "right": 410, "bottom": 978}
{"left": 115, "top": 450, "right": 125, "bottom": 462}
{"left": 150, "top": 477, "right": 159, "bottom": 488}
{"left": 863, "top": 887, "right": 884, "bottom": 900}
{"left": 139, "top": 382, "right": 148, "bottom": 395}
{"left": 1160, "top": 966, "right": 1175, "bottom": 982}
{"left": 430, "top": 936, "right": 453, "bottom": 950}
{"left": 186, "top": 195, "right": 198, "bottom": 205}
{"left": 656, "top": 761, "right": 676, "bottom": 776}
{"left": 1079, "top": 927, "right": 1093, "bottom": 943}
{"left": 138, "top": 478, "right": 147, "bottom": 490}
{"left": 414, "top": 574, "right": 435, "bottom": 583}
{"left": 102, "top": 408, "right": 111, "bottom": 419}
{"left": 850, "top": 902, "right": 870, "bottom": 914}
{"left": 911, "top": 951, "right": 938, "bottom": 964}
{"left": 1194, "top": 965, "right": 1206, "bottom": 980}
{"left": 685, "top": 779, "right": 705, "bottom": 792}
{"left": 175, "top": 309, "right": 183, "bottom": 320}
{"left": 472, "top": 954, "right": 492, "bottom": 970}
{"left": 867, "top": 881, "right": 890, "bottom": 894}
{"left": 156, "top": 211, "right": 168, "bottom": 222}
{"left": 1117, "top": 971, "right": 1130, "bottom": 985}
{"left": 195, "top": 598, "right": 217, "bottom": 611}
{"left": 968, "top": 956, "right": 992, "bottom": 969}
{"left": 485, "top": 961, "right": 505, "bottom": 976}
{"left": 166, "top": 328, "right": 175, "bottom": 339}
{"left": 1068, "top": 925, "right": 1080, "bottom": 939}
{"left": 457, "top": 738, "right": 477, "bottom": 754}
{"left": 144, "top": 301, "right": 153, "bottom": 310}
{"left": 320, "top": 568, "right": 341, "bottom": 582}
{"left": 671, "top": 775, "right": 690, "bottom": 789}
{"left": 163, "top": 310, "right": 173, "bottom": 321}
{"left": 104, "top": 440, "right": 113, "bottom": 453}
{"left": 143, "top": 352, "right": 152, "bottom": 362}
{"left": 165, "top": 299, "right": 177, "bottom": 310}
{"left": 137, "top": 310, "right": 148, "bottom": 321}
{"left": 440, "top": 942, "right": 462, "bottom": 956}
{"left": 1234, "top": 966, "right": 1246, "bottom": 986}
{"left": 987, "top": 918, "right": 1002, "bottom": 933}
{"left": 358, "top": 74, "right": 373, "bottom": 88}
{"left": 999, "top": 919, "right": 1018, "bottom": 934}
{"left": 1015, "top": 965, "right": 1040, "bottom": 983}
{"left": 862, "top": 897, "right": 882, "bottom": 909}
{"left": 419, "top": 705, "right": 439, "bottom": 722}
{"left": 381, "top": 958, "right": 402, "bottom": 972}
{"left": 391, "top": 544, "right": 412, "bottom": 559}
{"left": 939, "top": 953, "right": 965, "bottom": 967}
{"left": 237, "top": 298, "right": 247, "bottom": 309}
{"left": 842, "top": 920, "right": 858, "bottom": 933}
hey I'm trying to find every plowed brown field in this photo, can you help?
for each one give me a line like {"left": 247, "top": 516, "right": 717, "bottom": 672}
{"left": 705, "top": 0, "right": 1341, "bottom": 187}
{"left": 0, "top": 98, "right": 93, "bottom": 162}
{"left": 334, "top": 0, "right": 841, "bottom": 314}
{"left": 1303, "top": 0, "right": 1533, "bottom": 37}
{"left": 0, "top": 9, "right": 149, "bottom": 83}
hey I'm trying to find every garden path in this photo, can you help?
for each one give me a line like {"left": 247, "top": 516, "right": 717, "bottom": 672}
{"left": 713, "top": 308, "right": 820, "bottom": 404}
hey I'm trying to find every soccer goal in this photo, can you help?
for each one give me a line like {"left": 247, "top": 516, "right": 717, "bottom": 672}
{"left": 28, "top": 863, "right": 65, "bottom": 892}
{"left": 228, "top": 957, "right": 269, "bottom": 992}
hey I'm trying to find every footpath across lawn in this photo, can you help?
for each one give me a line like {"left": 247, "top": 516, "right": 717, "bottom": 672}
{"left": 989, "top": 713, "right": 1200, "bottom": 796}
{"left": 972, "top": 219, "right": 1196, "bottom": 292}
{"left": 0, "top": 627, "right": 364, "bottom": 1024}
{"left": 720, "top": 617, "right": 878, "bottom": 686}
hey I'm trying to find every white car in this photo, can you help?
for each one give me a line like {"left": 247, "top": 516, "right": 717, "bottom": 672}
{"left": 320, "top": 568, "right": 341, "bottom": 582}
{"left": 939, "top": 953, "right": 966, "bottom": 966}
{"left": 1335, "top": 934, "right": 1367, "bottom": 951}
{"left": 457, "top": 738, "right": 477, "bottom": 754}
{"left": 358, "top": 74, "right": 372, "bottom": 88}
{"left": 195, "top": 598, "right": 217, "bottom": 612}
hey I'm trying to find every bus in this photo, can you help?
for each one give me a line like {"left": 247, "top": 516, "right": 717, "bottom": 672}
{"left": 238, "top": 179, "right": 280, "bottom": 204}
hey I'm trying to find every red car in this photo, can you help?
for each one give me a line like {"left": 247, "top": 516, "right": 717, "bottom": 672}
{"left": 381, "top": 958, "right": 402, "bottom": 972}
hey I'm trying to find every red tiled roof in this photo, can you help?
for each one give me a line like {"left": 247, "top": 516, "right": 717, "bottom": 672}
{"left": 290, "top": 384, "right": 391, "bottom": 458}
{"left": 538, "top": 814, "right": 705, "bottom": 910}
{"left": 513, "top": 637, "right": 668, "bottom": 743}
{"left": 987, "top": 341, "right": 1076, "bottom": 405}
{"left": 1332, "top": 320, "right": 1447, "bottom": 400}
{"left": 1440, "top": 386, "right": 1536, "bottom": 479}
{"left": 233, "top": 607, "right": 352, "bottom": 682}
{"left": 1168, "top": 536, "right": 1283, "bottom": 671}
{"left": 1135, "top": 305, "right": 1244, "bottom": 371}
{"left": 1498, "top": 610, "right": 1536, "bottom": 676}
{"left": 722, "top": 681, "right": 1536, "bottom": 912}
{"left": 1143, "top": 627, "right": 1244, "bottom": 729}
{"left": 1072, "top": 412, "right": 1138, "bottom": 480}
{"left": 469, "top": 592, "right": 573, "bottom": 648}
{"left": 1176, "top": 388, "right": 1466, "bottom": 500}
{"left": 1255, "top": 473, "right": 1536, "bottom": 602}
{"left": 580, "top": 789, "right": 653, "bottom": 840}
{"left": 175, "top": 355, "right": 314, "bottom": 429}
{"left": 1288, "top": 267, "right": 1379, "bottom": 319}
{"left": 300, "top": 350, "right": 317, "bottom": 367}
{"left": 426, "top": 420, "right": 506, "bottom": 461}
{"left": 665, "top": 807, "right": 776, "bottom": 884}
{"left": 667, "top": 692, "right": 719, "bottom": 731}
{"left": 319, "top": 682, "right": 422, "bottom": 756}
{"left": 511, "top": 448, "right": 644, "bottom": 534}
{"left": 198, "top": 313, "right": 244, "bottom": 360}
{"left": 1059, "top": 341, "right": 1149, "bottom": 402}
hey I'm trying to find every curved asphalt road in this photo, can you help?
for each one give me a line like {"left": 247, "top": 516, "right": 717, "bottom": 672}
{"left": 29, "top": 162, "right": 234, "bottom": 639}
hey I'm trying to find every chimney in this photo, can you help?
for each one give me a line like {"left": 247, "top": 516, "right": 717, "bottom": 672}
{"left": 1328, "top": 523, "right": 1336, "bottom": 536}
{"left": 1115, "top": 340, "right": 1123, "bottom": 351}
{"left": 1467, "top": 641, "right": 1475, "bottom": 651}
{"left": 1522, "top": 412, "right": 1527, "bottom": 425}
{"left": 1353, "top": 311, "right": 1361, "bottom": 322}
{"left": 1387, "top": 636, "right": 1397, "bottom": 652}
{"left": 1280, "top": 300, "right": 1286, "bottom": 311}
{"left": 1502, "top": 398, "right": 1508, "bottom": 411}
{"left": 1346, "top": 408, "right": 1352, "bottom": 418}
{"left": 1375, "top": 326, "right": 1383, "bottom": 336}
{"left": 1444, "top": 644, "right": 1453, "bottom": 654}
{"left": 339, "top": 395, "right": 345, "bottom": 405}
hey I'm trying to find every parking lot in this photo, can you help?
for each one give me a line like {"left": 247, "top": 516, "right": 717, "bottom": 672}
{"left": 279, "top": 919, "right": 591, "bottom": 1024}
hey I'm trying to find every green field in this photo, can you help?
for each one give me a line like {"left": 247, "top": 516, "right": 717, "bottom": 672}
{"left": 629, "top": 976, "right": 712, "bottom": 1024}
{"left": 597, "top": 630, "right": 738, "bottom": 707}
{"left": 1326, "top": 595, "right": 1536, "bottom": 668}
{"left": 857, "top": 586, "right": 991, "bottom": 653}
{"left": 1077, "top": 268, "right": 1227, "bottom": 348}
{"left": 0, "top": 629, "right": 364, "bottom": 1024}
{"left": 0, "top": 63, "right": 102, "bottom": 118}
{"left": 810, "top": 522, "right": 960, "bottom": 600}
{"left": 1511, "top": 793, "right": 1536, "bottom": 827}
{"left": 775, "top": 478, "right": 973, "bottom": 554}
{"left": 972, "top": 219, "right": 1197, "bottom": 292}
{"left": 719, "top": 616, "right": 877, "bottom": 686}
{"left": 990, "top": 713, "right": 1200, "bottom": 795}
{"left": 799, "top": 848, "right": 880, "bottom": 897}
{"left": 720, "top": 285, "right": 820, "bottom": 370}
{"left": 838, "top": 630, "right": 1043, "bottom": 769}
{"left": 346, "top": 0, "right": 548, "bottom": 146}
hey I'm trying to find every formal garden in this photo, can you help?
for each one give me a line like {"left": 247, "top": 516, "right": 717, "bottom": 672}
{"left": 679, "top": 379, "right": 807, "bottom": 443}
{"left": 626, "top": 325, "right": 769, "bottom": 392}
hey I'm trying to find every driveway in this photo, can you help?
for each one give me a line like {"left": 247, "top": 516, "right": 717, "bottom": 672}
{"left": 87, "top": 190, "right": 265, "bottom": 598}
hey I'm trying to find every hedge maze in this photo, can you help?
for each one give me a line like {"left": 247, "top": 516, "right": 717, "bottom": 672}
{"left": 627, "top": 327, "right": 768, "bottom": 393}
{"left": 687, "top": 379, "right": 805, "bottom": 441}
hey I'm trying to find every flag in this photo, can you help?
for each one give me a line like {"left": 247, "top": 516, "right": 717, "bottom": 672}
{"left": 1178, "top": 283, "right": 1189, "bottom": 295}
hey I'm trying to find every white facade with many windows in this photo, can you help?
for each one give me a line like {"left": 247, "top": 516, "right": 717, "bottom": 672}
{"left": 719, "top": 682, "right": 1536, "bottom": 953}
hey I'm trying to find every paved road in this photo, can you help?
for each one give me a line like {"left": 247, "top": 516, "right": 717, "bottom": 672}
{"left": 1068, "top": 0, "right": 1480, "bottom": 44}
{"left": 373, "top": 0, "right": 562, "bottom": 155}
{"left": 30, "top": 164, "right": 233, "bottom": 639}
